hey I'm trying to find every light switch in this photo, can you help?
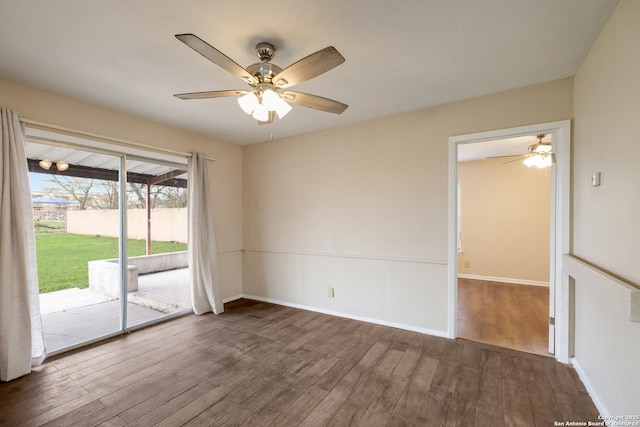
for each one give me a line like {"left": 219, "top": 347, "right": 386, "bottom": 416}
{"left": 591, "top": 172, "right": 601, "bottom": 187}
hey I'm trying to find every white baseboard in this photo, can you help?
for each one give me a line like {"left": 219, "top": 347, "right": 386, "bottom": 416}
{"left": 570, "top": 357, "right": 608, "bottom": 419}
{"left": 458, "top": 274, "right": 549, "bottom": 287}
{"left": 235, "top": 293, "right": 448, "bottom": 339}
{"left": 222, "top": 294, "right": 243, "bottom": 303}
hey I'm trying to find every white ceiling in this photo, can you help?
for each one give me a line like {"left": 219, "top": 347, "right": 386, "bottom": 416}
{"left": 0, "top": 0, "right": 618, "bottom": 146}
{"left": 457, "top": 134, "right": 551, "bottom": 162}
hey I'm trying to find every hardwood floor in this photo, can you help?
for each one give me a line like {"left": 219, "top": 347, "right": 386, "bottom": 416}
{"left": 458, "top": 278, "right": 550, "bottom": 356}
{"left": 0, "top": 298, "right": 599, "bottom": 426}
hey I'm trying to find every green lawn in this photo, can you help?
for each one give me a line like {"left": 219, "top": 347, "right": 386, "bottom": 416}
{"left": 34, "top": 220, "right": 65, "bottom": 234}
{"left": 36, "top": 233, "right": 187, "bottom": 294}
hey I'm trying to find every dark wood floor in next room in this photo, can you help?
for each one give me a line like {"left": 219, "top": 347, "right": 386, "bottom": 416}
{"left": 0, "top": 298, "right": 599, "bottom": 426}
{"left": 458, "top": 277, "right": 551, "bottom": 356}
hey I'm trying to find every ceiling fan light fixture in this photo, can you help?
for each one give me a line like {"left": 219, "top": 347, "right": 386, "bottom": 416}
{"left": 539, "top": 154, "right": 553, "bottom": 168}
{"left": 522, "top": 133, "right": 553, "bottom": 168}
{"left": 273, "top": 95, "right": 292, "bottom": 119}
{"left": 523, "top": 156, "right": 537, "bottom": 168}
{"left": 238, "top": 92, "right": 259, "bottom": 114}
{"left": 252, "top": 103, "right": 269, "bottom": 121}
{"left": 261, "top": 89, "right": 279, "bottom": 111}
{"left": 533, "top": 144, "right": 553, "bottom": 154}
{"left": 523, "top": 153, "right": 552, "bottom": 168}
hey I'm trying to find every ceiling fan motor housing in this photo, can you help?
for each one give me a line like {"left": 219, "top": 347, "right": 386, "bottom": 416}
{"left": 246, "top": 62, "right": 283, "bottom": 84}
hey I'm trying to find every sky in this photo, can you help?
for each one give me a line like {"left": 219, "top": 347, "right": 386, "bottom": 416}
{"left": 28, "top": 172, "right": 54, "bottom": 192}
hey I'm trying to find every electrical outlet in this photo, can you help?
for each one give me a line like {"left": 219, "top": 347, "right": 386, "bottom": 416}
{"left": 328, "top": 287, "right": 335, "bottom": 298}
{"left": 464, "top": 261, "right": 471, "bottom": 268}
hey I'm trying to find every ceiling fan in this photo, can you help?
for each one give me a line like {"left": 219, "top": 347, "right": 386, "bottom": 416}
{"left": 173, "top": 34, "right": 348, "bottom": 124}
{"left": 492, "top": 134, "right": 554, "bottom": 168}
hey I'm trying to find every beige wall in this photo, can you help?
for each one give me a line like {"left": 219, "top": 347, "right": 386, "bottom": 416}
{"left": 243, "top": 77, "right": 572, "bottom": 333}
{"left": 457, "top": 157, "right": 551, "bottom": 283}
{"left": 572, "top": 0, "right": 640, "bottom": 415}
{"left": 573, "top": 1, "right": 640, "bottom": 284}
{"left": 0, "top": 78, "right": 243, "bottom": 298}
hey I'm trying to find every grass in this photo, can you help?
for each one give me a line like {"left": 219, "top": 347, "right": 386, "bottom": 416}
{"left": 34, "top": 220, "right": 65, "bottom": 234}
{"left": 36, "top": 233, "right": 187, "bottom": 294}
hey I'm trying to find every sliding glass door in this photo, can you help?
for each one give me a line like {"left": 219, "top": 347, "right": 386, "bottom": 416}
{"left": 26, "top": 134, "right": 190, "bottom": 354}
{"left": 125, "top": 156, "right": 190, "bottom": 330}
{"left": 29, "top": 143, "right": 124, "bottom": 353}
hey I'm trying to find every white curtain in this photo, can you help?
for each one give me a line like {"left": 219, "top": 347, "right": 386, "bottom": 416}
{"left": 0, "top": 109, "right": 46, "bottom": 382}
{"left": 188, "top": 152, "right": 224, "bottom": 315}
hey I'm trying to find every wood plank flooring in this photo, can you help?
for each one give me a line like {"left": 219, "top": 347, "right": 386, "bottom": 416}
{"left": 0, "top": 298, "right": 599, "bottom": 426}
{"left": 457, "top": 278, "right": 550, "bottom": 356}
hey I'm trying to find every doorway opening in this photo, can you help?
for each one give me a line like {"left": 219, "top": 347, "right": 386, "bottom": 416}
{"left": 456, "top": 135, "right": 553, "bottom": 356}
{"left": 448, "top": 120, "right": 571, "bottom": 362}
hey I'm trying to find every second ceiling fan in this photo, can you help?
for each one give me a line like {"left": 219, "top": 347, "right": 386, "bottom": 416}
{"left": 492, "top": 134, "right": 554, "bottom": 168}
{"left": 174, "top": 33, "right": 348, "bottom": 124}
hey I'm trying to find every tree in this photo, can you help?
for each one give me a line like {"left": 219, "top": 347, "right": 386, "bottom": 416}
{"left": 155, "top": 186, "right": 187, "bottom": 208}
{"left": 128, "top": 183, "right": 146, "bottom": 208}
{"left": 50, "top": 176, "right": 95, "bottom": 210}
{"left": 128, "top": 183, "right": 187, "bottom": 209}
{"left": 48, "top": 176, "right": 187, "bottom": 210}
{"left": 93, "top": 181, "right": 119, "bottom": 209}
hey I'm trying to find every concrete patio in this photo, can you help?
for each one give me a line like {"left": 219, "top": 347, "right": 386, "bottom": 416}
{"left": 40, "top": 267, "right": 191, "bottom": 353}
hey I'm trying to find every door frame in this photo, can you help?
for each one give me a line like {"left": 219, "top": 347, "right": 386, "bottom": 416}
{"left": 447, "top": 120, "right": 571, "bottom": 363}
{"left": 26, "top": 125, "right": 190, "bottom": 356}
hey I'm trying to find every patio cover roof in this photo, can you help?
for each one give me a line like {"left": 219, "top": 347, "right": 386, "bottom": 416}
{"left": 25, "top": 140, "right": 187, "bottom": 188}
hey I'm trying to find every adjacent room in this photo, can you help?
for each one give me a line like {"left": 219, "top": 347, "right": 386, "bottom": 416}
{"left": 457, "top": 135, "right": 553, "bottom": 356}
{"left": 1, "top": 0, "right": 639, "bottom": 425}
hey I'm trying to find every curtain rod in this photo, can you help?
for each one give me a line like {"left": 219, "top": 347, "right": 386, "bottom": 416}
{"left": 19, "top": 117, "right": 216, "bottom": 162}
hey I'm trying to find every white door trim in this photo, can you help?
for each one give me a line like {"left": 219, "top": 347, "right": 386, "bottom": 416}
{"left": 447, "top": 120, "right": 571, "bottom": 363}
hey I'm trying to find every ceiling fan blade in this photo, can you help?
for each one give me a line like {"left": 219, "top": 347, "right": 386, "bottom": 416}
{"left": 486, "top": 154, "right": 525, "bottom": 159}
{"left": 258, "top": 111, "right": 275, "bottom": 125}
{"left": 273, "top": 46, "right": 345, "bottom": 88}
{"left": 174, "top": 89, "right": 248, "bottom": 100}
{"left": 281, "top": 91, "right": 348, "bottom": 114}
{"left": 503, "top": 153, "right": 555, "bottom": 165}
{"left": 175, "top": 34, "right": 257, "bottom": 85}
{"left": 503, "top": 156, "right": 528, "bottom": 164}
